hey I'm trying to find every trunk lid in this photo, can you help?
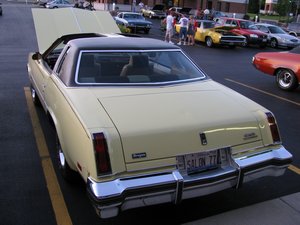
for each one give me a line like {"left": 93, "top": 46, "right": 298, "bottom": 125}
{"left": 94, "top": 82, "right": 263, "bottom": 163}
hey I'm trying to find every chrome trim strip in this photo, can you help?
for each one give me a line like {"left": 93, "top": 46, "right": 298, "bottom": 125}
{"left": 173, "top": 171, "right": 184, "bottom": 204}
{"left": 87, "top": 146, "right": 292, "bottom": 218}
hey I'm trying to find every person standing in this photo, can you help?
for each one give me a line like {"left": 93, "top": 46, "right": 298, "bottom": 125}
{"left": 187, "top": 15, "right": 196, "bottom": 45}
{"left": 177, "top": 14, "right": 189, "bottom": 45}
{"left": 164, "top": 9, "right": 175, "bottom": 44}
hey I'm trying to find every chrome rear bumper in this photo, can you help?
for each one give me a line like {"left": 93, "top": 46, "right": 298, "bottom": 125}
{"left": 87, "top": 146, "right": 292, "bottom": 218}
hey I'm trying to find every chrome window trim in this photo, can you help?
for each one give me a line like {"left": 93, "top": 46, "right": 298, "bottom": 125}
{"left": 74, "top": 49, "right": 207, "bottom": 86}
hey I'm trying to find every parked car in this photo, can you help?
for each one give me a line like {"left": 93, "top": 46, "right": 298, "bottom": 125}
{"left": 45, "top": 0, "right": 74, "bottom": 8}
{"left": 175, "top": 20, "right": 246, "bottom": 48}
{"left": 256, "top": 23, "right": 300, "bottom": 49}
{"left": 29, "top": 7, "right": 292, "bottom": 219}
{"left": 114, "top": 12, "right": 152, "bottom": 34}
{"left": 169, "top": 6, "right": 182, "bottom": 13}
{"left": 184, "top": 20, "right": 246, "bottom": 48}
{"left": 252, "top": 45, "right": 300, "bottom": 91}
{"left": 36, "top": 0, "right": 49, "bottom": 7}
{"left": 141, "top": 4, "right": 166, "bottom": 19}
{"left": 287, "top": 22, "right": 300, "bottom": 36}
{"left": 210, "top": 10, "right": 227, "bottom": 19}
{"left": 168, "top": 7, "right": 193, "bottom": 21}
{"left": 216, "top": 17, "right": 268, "bottom": 48}
{"left": 0, "top": 3, "right": 2, "bottom": 16}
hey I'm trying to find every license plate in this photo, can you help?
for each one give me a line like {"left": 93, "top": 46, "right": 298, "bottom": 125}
{"left": 262, "top": 39, "right": 267, "bottom": 42}
{"left": 177, "top": 147, "right": 230, "bottom": 175}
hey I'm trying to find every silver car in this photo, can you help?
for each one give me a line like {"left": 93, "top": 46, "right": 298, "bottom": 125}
{"left": 45, "top": 0, "right": 74, "bottom": 9}
{"left": 256, "top": 23, "right": 300, "bottom": 49}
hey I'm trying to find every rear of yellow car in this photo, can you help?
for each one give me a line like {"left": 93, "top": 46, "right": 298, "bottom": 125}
{"left": 82, "top": 81, "right": 292, "bottom": 218}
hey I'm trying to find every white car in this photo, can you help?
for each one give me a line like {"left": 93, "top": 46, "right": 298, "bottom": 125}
{"left": 45, "top": 0, "right": 74, "bottom": 9}
{"left": 256, "top": 23, "right": 300, "bottom": 49}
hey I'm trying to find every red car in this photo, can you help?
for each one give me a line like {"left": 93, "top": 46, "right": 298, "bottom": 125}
{"left": 215, "top": 17, "right": 268, "bottom": 48}
{"left": 252, "top": 46, "right": 300, "bottom": 91}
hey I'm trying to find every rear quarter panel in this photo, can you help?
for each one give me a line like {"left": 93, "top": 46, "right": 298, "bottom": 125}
{"left": 44, "top": 76, "right": 126, "bottom": 182}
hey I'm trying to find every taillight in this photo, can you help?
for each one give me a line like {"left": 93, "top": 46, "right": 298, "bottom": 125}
{"left": 93, "top": 133, "right": 112, "bottom": 175}
{"left": 266, "top": 112, "right": 281, "bottom": 143}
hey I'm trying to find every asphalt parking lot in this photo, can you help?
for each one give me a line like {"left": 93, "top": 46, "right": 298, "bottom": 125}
{"left": 0, "top": 2, "right": 300, "bottom": 225}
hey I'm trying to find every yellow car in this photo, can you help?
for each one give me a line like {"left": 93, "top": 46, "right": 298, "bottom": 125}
{"left": 176, "top": 20, "right": 246, "bottom": 48}
{"left": 28, "top": 8, "right": 292, "bottom": 219}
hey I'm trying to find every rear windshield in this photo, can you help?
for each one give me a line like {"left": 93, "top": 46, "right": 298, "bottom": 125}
{"left": 75, "top": 50, "right": 206, "bottom": 85}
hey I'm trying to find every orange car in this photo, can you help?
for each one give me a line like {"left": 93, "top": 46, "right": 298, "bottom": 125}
{"left": 252, "top": 46, "right": 300, "bottom": 91}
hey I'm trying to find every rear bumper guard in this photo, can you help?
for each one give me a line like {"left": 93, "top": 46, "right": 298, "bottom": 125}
{"left": 87, "top": 146, "right": 292, "bottom": 218}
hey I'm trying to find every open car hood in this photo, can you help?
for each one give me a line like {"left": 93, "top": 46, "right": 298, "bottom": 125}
{"left": 213, "top": 26, "right": 237, "bottom": 31}
{"left": 32, "top": 8, "right": 120, "bottom": 53}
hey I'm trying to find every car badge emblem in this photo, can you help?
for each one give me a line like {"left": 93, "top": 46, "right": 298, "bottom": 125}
{"left": 199, "top": 133, "right": 207, "bottom": 145}
{"left": 132, "top": 152, "right": 147, "bottom": 159}
{"left": 243, "top": 132, "right": 258, "bottom": 140}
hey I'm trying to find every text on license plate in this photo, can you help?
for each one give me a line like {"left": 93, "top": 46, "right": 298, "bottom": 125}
{"left": 176, "top": 147, "right": 230, "bottom": 175}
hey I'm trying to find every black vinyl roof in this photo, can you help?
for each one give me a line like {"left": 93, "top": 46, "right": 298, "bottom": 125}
{"left": 68, "top": 36, "right": 180, "bottom": 51}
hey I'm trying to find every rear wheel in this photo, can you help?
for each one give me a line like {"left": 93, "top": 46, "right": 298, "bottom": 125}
{"left": 56, "top": 135, "right": 78, "bottom": 182}
{"left": 276, "top": 69, "right": 299, "bottom": 91}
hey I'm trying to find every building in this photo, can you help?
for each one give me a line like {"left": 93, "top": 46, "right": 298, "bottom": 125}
{"left": 95, "top": 0, "right": 249, "bottom": 17}
{"left": 264, "top": 0, "right": 278, "bottom": 15}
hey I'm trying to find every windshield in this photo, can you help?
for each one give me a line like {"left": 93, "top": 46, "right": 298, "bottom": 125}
{"left": 75, "top": 50, "right": 206, "bottom": 85}
{"left": 203, "top": 21, "right": 215, "bottom": 29}
{"left": 268, "top": 26, "right": 286, "bottom": 34}
{"left": 123, "top": 13, "right": 144, "bottom": 19}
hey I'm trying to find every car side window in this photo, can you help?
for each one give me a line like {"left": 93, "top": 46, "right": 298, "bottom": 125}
{"left": 260, "top": 26, "right": 269, "bottom": 33}
{"left": 44, "top": 42, "right": 65, "bottom": 70}
{"left": 225, "top": 19, "right": 232, "bottom": 25}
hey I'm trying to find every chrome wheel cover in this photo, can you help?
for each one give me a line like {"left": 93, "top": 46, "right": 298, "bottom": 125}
{"left": 206, "top": 37, "right": 212, "bottom": 47}
{"left": 278, "top": 70, "right": 293, "bottom": 88}
{"left": 270, "top": 39, "right": 277, "bottom": 48}
{"left": 31, "top": 87, "right": 36, "bottom": 100}
{"left": 58, "top": 146, "right": 66, "bottom": 168}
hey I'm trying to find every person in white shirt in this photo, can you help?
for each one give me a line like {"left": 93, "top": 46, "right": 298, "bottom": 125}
{"left": 164, "top": 9, "right": 175, "bottom": 44}
{"left": 177, "top": 14, "right": 189, "bottom": 45}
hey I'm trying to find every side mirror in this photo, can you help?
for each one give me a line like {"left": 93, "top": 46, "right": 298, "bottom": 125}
{"left": 32, "top": 52, "right": 42, "bottom": 60}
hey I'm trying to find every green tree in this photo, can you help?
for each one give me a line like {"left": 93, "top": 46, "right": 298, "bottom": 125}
{"left": 248, "top": 0, "right": 266, "bottom": 13}
{"left": 276, "top": 0, "right": 290, "bottom": 16}
{"left": 248, "top": 0, "right": 259, "bottom": 13}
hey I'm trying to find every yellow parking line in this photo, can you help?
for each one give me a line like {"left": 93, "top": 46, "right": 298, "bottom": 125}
{"left": 225, "top": 78, "right": 300, "bottom": 107}
{"left": 289, "top": 165, "right": 300, "bottom": 175}
{"left": 24, "top": 87, "right": 73, "bottom": 225}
